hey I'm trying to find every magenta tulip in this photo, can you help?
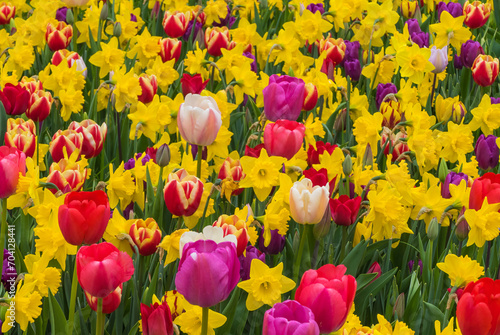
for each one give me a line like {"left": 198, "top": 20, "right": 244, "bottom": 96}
{"left": 0, "top": 146, "right": 26, "bottom": 199}
{"left": 263, "top": 75, "right": 305, "bottom": 122}
{"left": 263, "top": 300, "right": 319, "bottom": 335}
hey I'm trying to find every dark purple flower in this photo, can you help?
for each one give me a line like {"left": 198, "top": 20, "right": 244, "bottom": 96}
{"left": 460, "top": 40, "right": 484, "bottom": 68}
{"left": 408, "top": 259, "right": 423, "bottom": 275}
{"left": 491, "top": 97, "right": 500, "bottom": 104}
{"left": 475, "top": 135, "right": 499, "bottom": 170}
{"left": 130, "top": 14, "right": 137, "bottom": 22}
{"left": 341, "top": 41, "right": 360, "bottom": 67}
{"left": 258, "top": 229, "right": 286, "bottom": 255}
{"left": 344, "top": 59, "right": 361, "bottom": 81}
{"left": 410, "top": 32, "right": 429, "bottom": 48}
{"left": 375, "top": 83, "right": 398, "bottom": 110}
{"left": 56, "top": 7, "right": 69, "bottom": 23}
{"left": 191, "top": 144, "right": 208, "bottom": 160}
{"left": 213, "top": 5, "right": 236, "bottom": 29}
{"left": 243, "top": 52, "right": 258, "bottom": 74}
{"left": 306, "top": 3, "right": 325, "bottom": 14}
{"left": 442, "top": 172, "right": 469, "bottom": 199}
{"left": 263, "top": 300, "right": 320, "bottom": 335}
{"left": 454, "top": 54, "right": 464, "bottom": 70}
{"left": 182, "top": 21, "right": 203, "bottom": 42}
{"left": 124, "top": 158, "right": 136, "bottom": 170}
{"left": 437, "top": 1, "right": 463, "bottom": 19}
{"left": 2, "top": 250, "right": 17, "bottom": 293}
{"left": 238, "top": 245, "right": 265, "bottom": 280}
{"left": 405, "top": 19, "right": 422, "bottom": 35}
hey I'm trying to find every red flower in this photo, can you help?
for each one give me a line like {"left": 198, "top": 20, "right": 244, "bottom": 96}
{"left": 303, "top": 167, "right": 335, "bottom": 196}
{"left": 141, "top": 300, "right": 174, "bottom": 335}
{"left": 158, "top": 38, "right": 182, "bottom": 63}
{"left": 58, "top": 190, "right": 110, "bottom": 245}
{"left": 205, "top": 27, "right": 231, "bottom": 57}
{"left": 469, "top": 172, "right": 500, "bottom": 210}
{"left": 129, "top": 218, "right": 162, "bottom": 256}
{"left": 163, "top": 169, "right": 204, "bottom": 217}
{"left": 456, "top": 277, "right": 500, "bottom": 335}
{"left": 85, "top": 284, "right": 123, "bottom": 314}
{"left": 0, "top": 146, "right": 26, "bottom": 199}
{"left": 45, "top": 21, "right": 73, "bottom": 51}
{"left": 307, "top": 141, "right": 337, "bottom": 166}
{"left": 76, "top": 242, "right": 134, "bottom": 298}
{"left": 245, "top": 143, "right": 264, "bottom": 158}
{"left": 471, "top": 55, "right": 499, "bottom": 87}
{"left": 137, "top": 74, "right": 158, "bottom": 104}
{"left": 180, "top": 73, "right": 209, "bottom": 96}
{"left": 0, "top": 83, "right": 30, "bottom": 116}
{"left": 264, "top": 120, "right": 306, "bottom": 160}
{"left": 329, "top": 195, "right": 362, "bottom": 226}
{"left": 68, "top": 120, "right": 107, "bottom": 159}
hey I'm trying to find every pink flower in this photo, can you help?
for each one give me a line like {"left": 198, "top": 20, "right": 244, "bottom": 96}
{"left": 0, "top": 146, "right": 26, "bottom": 199}
{"left": 264, "top": 120, "right": 306, "bottom": 160}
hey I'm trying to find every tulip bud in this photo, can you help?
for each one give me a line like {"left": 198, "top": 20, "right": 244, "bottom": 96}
{"left": 45, "top": 21, "right": 73, "bottom": 51}
{"left": 65, "top": 7, "right": 74, "bottom": 24}
{"left": 319, "top": 35, "right": 346, "bottom": 66}
{"left": 393, "top": 293, "right": 406, "bottom": 319}
{"left": 329, "top": 195, "right": 362, "bottom": 227}
{"left": 163, "top": 169, "right": 204, "bottom": 217}
{"left": 156, "top": 144, "right": 171, "bottom": 167}
{"left": 26, "top": 90, "right": 53, "bottom": 122}
{"left": 451, "top": 101, "right": 467, "bottom": 124}
{"left": 100, "top": 2, "right": 108, "bottom": 21}
{"left": 113, "top": 22, "right": 122, "bottom": 37}
{"left": 158, "top": 38, "right": 182, "bottom": 63}
{"left": 85, "top": 284, "right": 122, "bottom": 314}
{"left": 163, "top": 11, "right": 190, "bottom": 38}
{"left": 205, "top": 26, "right": 231, "bottom": 57}
{"left": 437, "top": 158, "right": 448, "bottom": 183}
{"left": 362, "top": 49, "right": 375, "bottom": 65}
{"left": 140, "top": 299, "right": 174, "bottom": 335}
{"left": 343, "top": 154, "right": 353, "bottom": 176}
{"left": 455, "top": 217, "right": 470, "bottom": 241}
{"left": 429, "top": 45, "right": 448, "bottom": 73}
{"left": 427, "top": 217, "right": 439, "bottom": 241}
{"left": 49, "top": 129, "right": 83, "bottom": 162}
{"left": 362, "top": 143, "right": 373, "bottom": 168}
{"left": 344, "top": 59, "right": 361, "bottom": 81}
{"left": 4, "top": 127, "right": 36, "bottom": 158}
{"left": 401, "top": 0, "right": 418, "bottom": 18}
{"left": 137, "top": 74, "right": 158, "bottom": 104}
{"left": 475, "top": 134, "right": 499, "bottom": 170}
{"left": 367, "top": 261, "right": 381, "bottom": 284}
{"left": 472, "top": 55, "right": 499, "bottom": 87}
{"left": 129, "top": 218, "right": 162, "bottom": 256}
{"left": 375, "top": 83, "right": 398, "bottom": 110}
{"left": 303, "top": 83, "right": 318, "bottom": 111}
{"left": 7, "top": 118, "right": 35, "bottom": 134}
{"left": 68, "top": 120, "right": 107, "bottom": 158}
{"left": 463, "top": 1, "right": 491, "bottom": 29}
{"left": 437, "top": 2, "right": 463, "bottom": 19}
{"left": 460, "top": 40, "right": 484, "bottom": 68}
{"left": 0, "top": 3, "right": 15, "bottom": 25}
{"left": 334, "top": 108, "right": 347, "bottom": 133}
{"left": 180, "top": 73, "right": 209, "bottom": 96}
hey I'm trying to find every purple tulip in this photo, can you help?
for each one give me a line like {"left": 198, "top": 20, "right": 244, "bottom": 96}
{"left": 263, "top": 300, "right": 320, "bottom": 335}
{"left": 306, "top": 3, "right": 324, "bottom": 14}
{"left": 238, "top": 245, "right": 265, "bottom": 280}
{"left": 408, "top": 259, "right": 423, "bottom": 275}
{"left": 437, "top": 1, "right": 463, "bottom": 19}
{"left": 410, "top": 32, "right": 429, "bottom": 48}
{"left": 375, "top": 83, "right": 398, "bottom": 110}
{"left": 475, "top": 134, "right": 499, "bottom": 170}
{"left": 2, "top": 250, "right": 17, "bottom": 293}
{"left": 491, "top": 97, "right": 500, "bottom": 104}
{"left": 213, "top": 5, "right": 236, "bottom": 29}
{"left": 454, "top": 54, "right": 464, "bottom": 70}
{"left": 258, "top": 229, "right": 286, "bottom": 255}
{"left": 175, "top": 240, "right": 240, "bottom": 308}
{"left": 244, "top": 52, "right": 258, "bottom": 74}
{"left": 441, "top": 172, "right": 469, "bottom": 199}
{"left": 183, "top": 21, "right": 203, "bottom": 42}
{"left": 263, "top": 75, "right": 305, "bottom": 121}
{"left": 344, "top": 59, "right": 361, "bottom": 81}
{"left": 341, "top": 41, "right": 360, "bottom": 67}
{"left": 460, "top": 40, "right": 484, "bottom": 68}
{"left": 56, "top": 7, "right": 69, "bottom": 23}
{"left": 405, "top": 19, "right": 422, "bottom": 35}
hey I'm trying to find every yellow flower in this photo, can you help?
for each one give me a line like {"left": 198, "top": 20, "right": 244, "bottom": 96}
{"left": 59, "top": 87, "right": 85, "bottom": 121}
{"left": 183, "top": 182, "right": 216, "bottom": 229}
{"left": 75, "top": 2, "right": 103, "bottom": 46}
{"left": 430, "top": 11, "right": 471, "bottom": 50}
{"left": 206, "top": 126, "right": 233, "bottom": 162}
{"left": 237, "top": 260, "right": 295, "bottom": 311}
{"left": 434, "top": 318, "right": 462, "bottom": 335}
{"left": 260, "top": 200, "right": 290, "bottom": 246}
{"left": 103, "top": 211, "right": 134, "bottom": 256}
{"left": 362, "top": 52, "right": 396, "bottom": 89}
{"left": 217, "top": 44, "right": 253, "bottom": 83}
{"left": 89, "top": 37, "right": 126, "bottom": 78}
{"left": 230, "top": 64, "right": 259, "bottom": 105}
{"left": 127, "top": 28, "right": 161, "bottom": 67}
{"left": 352, "top": 112, "right": 383, "bottom": 160}
{"left": 204, "top": 0, "right": 228, "bottom": 25}
{"left": 230, "top": 18, "right": 263, "bottom": 47}
{"left": 436, "top": 123, "right": 473, "bottom": 163}
{"left": 106, "top": 163, "right": 136, "bottom": 210}
{"left": 4, "top": 42, "right": 35, "bottom": 79}
{"left": 468, "top": 94, "right": 500, "bottom": 136}
{"left": 437, "top": 254, "right": 484, "bottom": 288}
{"left": 175, "top": 305, "right": 226, "bottom": 335}
{"left": 158, "top": 229, "right": 189, "bottom": 265}
{"left": 303, "top": 113, "right": 326, "bottom": 149}
{"left": 146, "top": 57, "right": 179, "bottom": 92}
{"left": 39, "top": 61, "right": 86, "bottom": 97}
{"left": 239, "top": 149, "right": 286, "bottom": 202}
{"left": 1, "top": 281, "right": 42, "bottom": 333}
{"left": 23, "top": 253, "right": 61, "bottom": 298}
{"left": 312, "top": 147, "right": 345, "bottom": 183}
{"left": 396, "top": 44, "right": 435, "bottom": 84}
{"left": 112, "top": 67, "right": 142, "bottom": 112}
{"left": 364, "top": 0, "right": 400, "bottom": 40}
{"left": 463, "top": 199, "right": 500, "bottom": 247}
{"left": 128, "top": 96, "right": 162, "bottom": 141}
{"left": 293, "top": 9, "right": 333, "bottom": 44}
{"left": 184, "top": 44, "right": 209, "bottom": 79}
{"left": 372, "top": 314, "right": 415, "bottom": 334}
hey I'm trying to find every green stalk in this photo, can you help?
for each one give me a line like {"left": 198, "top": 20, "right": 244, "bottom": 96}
{"left": 196, "top": 145, "right": 203, "bottom": 179}
{"left": 0, "top": 199, "right": 7, "bottom": 286}
{"left": 339, "top": 226, "right": 348, "bottom": 263}
{"left": 293, "top": 224, "right": 308, "bottom": 295}
{"left": 96, "top": 298, "right": 105, "bottom": 335}
{"left": 67, "top": 250, "right": 80, "bottom": 335}
{"left": 201, "top": 307, "right": 209, "bottom": 335}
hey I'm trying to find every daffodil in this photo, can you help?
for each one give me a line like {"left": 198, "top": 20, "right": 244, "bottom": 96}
{"left": 103, "top": 211, "right": 134, "bottom": 256}
{"left": 23, "top": 253, "right": 61, "bottom": 297}
{"left": 159, "top": 229, "right": 190, "bottom": 265}
{"left": 463, "top": 199, "right": 500, "bottom": 247}
{"left": 128, "top": 96, "right": 162, "bottom": 141}
{"left": 468, "top": 94, "right": 500, "bottom": 136}
{"left": 237, "top": 259, "right": 295, "bottom": 311}
{"left": 430, "top": 11, "right": 471, "bottom": 50}
{"left": 175, "top": 305, "right": 227, "bottom": 335}
{"left": 396, "top": 44, "right": 435, "bottom": 84}
{"left": 59, "top": 87, "right": 85, "bottom": 121}
{"left": 352, "top": 112, "right": 384, "bottom": 160}
{"left": 204, "top": 0, "right": 228, "bottom": 25}
{"left": 436, "top": 123, "right": 473, "bottom": 163}
{"left": 293, "top": 9, "right": 333, "bottom": 44}
{"left": 1, "top": 281, "right": 42, "bottom": 333}
{"left": 437, "top": 254, "right": 484, "bottom": 287}
{"left": 127, "top": 28, "right": 161, "bottom": 67}
{"left": 107, "top": 162, "right": 136, "bottom": 210}
{"left": 362, "top": 51, "right": 396, "bottom": 92}
{"left": 112, "top": 67, "right": 142, "bottom": 112}
{"left": 89, "top": 37, "right": 126, "bottom": 78}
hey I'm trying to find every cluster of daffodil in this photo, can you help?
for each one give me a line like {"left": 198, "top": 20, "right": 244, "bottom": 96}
{"left": 0, "top": 0, "right": 499, "bottom": 334}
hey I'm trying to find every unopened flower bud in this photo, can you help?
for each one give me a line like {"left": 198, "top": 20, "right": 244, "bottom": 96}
{"left": 343, "top": 154, "right": 352, "bottom": 176}
{"left": 393, "top": 293, "right": 405, "bottom": 319}
{"left": 66, "top": 8, "right": 74, "bottom": 24}
{"left": 100, "top": 3, "right": 108, "bottom": 21}
{"left": 456, "top": 216, "right": 470, "bottom": 241}
{"left": 156, "top": 144, "right": 171, "bottom": 167}
{"left": 427, "top": 217, "right": 439, "bottom": 242}
{"left": 313, "top": 206, "right": 332, "bottom": 240}
{"left": 113, "top": 22, "right": 122, "bottom": 37}
{"left": 438, "top": 158, "right": 448, "bottom": 183}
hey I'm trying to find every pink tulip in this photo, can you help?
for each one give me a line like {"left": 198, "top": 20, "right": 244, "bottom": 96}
{"left": 264, "top": 120, "right": 306, "bottom": 160}
{"left": 0, "top": 146, "right": 26, "bottom": 199}
{"left": 263, "top": 300, "right": 320, "bottom": 335}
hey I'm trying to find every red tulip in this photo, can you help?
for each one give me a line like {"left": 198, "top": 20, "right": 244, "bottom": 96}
{"left": 264, "top": 120, "right": 306, "bottom": 160}
{"left": 162, "top": 11, "right": 189, "bottom": 38}
{"left": 180, "top": 73, "right": 209, "bottom": 96}
{"left": 0, "top": 146, "right": 26, "bottom": 199}
{"left": 129, "top": 218, "right": 162, "bottom": 256}
{"left": 303, "top": 83, "right": 318, "bottom": 111}
{"left": 471, "top": 55, "right": 499, "bottom": 87}
{"left": 0, "top": 83, "right": 30, "bottom": 116}
{"left": 463, "top": 1, "right": 492, "bottom": 29}
{"left": 295, "top": 264, "right": 356, "bottom": 333}
{"left": 68, "top": 120, "right": 107, "bottom": 159}
{"left": 307, "top": 141, "right": 337, "bottom": 166}
{"left": 469, "top": 172, "right": 500, "bottom": 210}
{"left": 140, "top": 300, "right": 174, "bottom": 335}
{"left": 367, "top": 261, "right": 381, "bottom": 284}
{"left": 76, "top": 242, "right": 134, "bottom": 298}
{"left": 45, "top": 21, "right": 73, "bottom": 51}
{"left": 158, "top": 38, "right": 182, "bottom": 63}
{"left": 47, "top": 158, "right": 88, "bottom": 194}
{"left": 26, "top": 90, "right": 53, "bottom": 122}
{"left": 456, "top": 277, "right": 500, "bottom": 335}
{"left": 213, "top": 214, "right": 250, "bottom": 256}
{"left": 58, "top": 191, "right": 110, "bottom": 245}
{"left": 85, "top": 284, "right": 123, "bottom": 314}
{"left": 0, "top": 3, "right": 15, "bottom": 25}
{"left": 205, "top": 26, "right": 231, "bottom": 57}
{"left": 49, "top": 129, "right": 83, "bottom": 162}
{"left": 217, "top": 157, "right": 245, "bottom": 198}
{"left": 163, "top": 169, "right": 204, "bottom": 217}
{"left": 329, "top": 195, "right": 362, "bottom": 226}
{"left": 137, "top": 74, "right": 158, "bottom": 104}
{"left": 4, "top": 121, "right": 36, "bottom": 158}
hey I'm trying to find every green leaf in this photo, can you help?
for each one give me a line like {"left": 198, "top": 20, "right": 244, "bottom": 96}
{"left": 423, "top": 301, "right": 445, "bottom": 325}
{"left": 355, "top": 273, "right": 378, "bottom": 292}
{"left": 354, "top": 267, "right": 398, "bottom": 311}
{"left": 342, "top": 239, "right": 368, "bottom": 276}
{"left": 47, "top": 290, "right": 67, "bottom": 335}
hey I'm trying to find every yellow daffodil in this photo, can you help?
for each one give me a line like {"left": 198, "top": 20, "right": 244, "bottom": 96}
{"left": 103, "top": 210, "right": 134, "bottom": 256}
{"left": 23, "top": 253, "right": 61, "bottom": 298}
{"left": 1, "top": 281, "right": 42, "bottom": 333}
{"left": 437, "top": 123, "right": 473, "bottom": 163}
{"left": 437, "top": 254, "right": 484, "bottom": 287}
{"left": 468, "top": 94, "right": 500, "bottom": 136}
{"left": 430, "top": 11, "right": 471, "bottom": 50}
{"left": 159, "top": 229, "right": 189, "bottom": 265}
{"left": 89, "top": 37, "right": 126, "bottom": 78}
{"left": 112, "top": 67, "right": 142, "bottom": 112}
{"left": 175, "top": 305, "right": 227, "bottom": 335}
{"left": 396, "top": 44, "right": 435, "bottom": 84}
{"left": 463, "top": 199, "right": 500, "bottom": 247}
{"left": 107, "top": 162, "right": 136, "bottom": 210}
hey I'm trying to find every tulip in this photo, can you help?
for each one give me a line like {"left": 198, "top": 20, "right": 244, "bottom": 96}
{"left": 375, "top": 83, "right": 398, "bottom": 110}
{"left": 49, "top": 129, "right": 83, "bottom": 162}
{"left": 380, "top": 127, "right": 409, "bottom": 162}
{"left": 140, "top": 300, "right": 174, "bottom": 335}
{"left": 26, "top": 90, "right": 53, "bottom": 122}
{"left": 163, "top": 169, "right": 204, "bottom": 217}
{"left": 56, "top": 7, "right": 69, "bottom": 22}
{"left": 239, "top": 245, "right": 265, "bottom": 281}
{"left": 0, "top": 2, "right": 15, "bottom": 25}
{"left": 492, "top": 97, "right": 500, "bottom": 104}
{"left": 344, "top": 59, "right": 361, "bottom": 81}
{"left": 4, "top": 127, "right": 36, "bottom": 158}
{"left": 258, "top": 229, "right": 286, "bottom": 255}
{"left": 400, "top": 0, "right": 418, "bottom": 18}
{"left": 45, "top": 21, "right": 73, "bottom": 51}
{"left": 367, "top": 262, "right": 381, "bottom": 283}
{"left": 68, "top": 120, "right": 107, "bottom": 159}
{"left": 0, "top": 146, "right": 26, "bottom": 199}
{"left": 158, "top": 38, "right": 182, "bottom": 63}
{"left": 162, "top": 11, "right": 190, "bottom": 38}
{"left": 410, "top": 32, "right": 429, "bottom": 48}
{"left": 329, "top": 195, "right": 362, "bottom": 226}
{"left": 0, "top": 83, "right": 30, "bottom": 116}
{"left": 469, "top": 172, "right": 500, "bottom": 210}
{"left": 319, "top": 36, "right": 346, "bottom": 67}
{"left": 437, "top": 1, "right": 463, "bottom": 19}
{"left": 463, "top": 1, "right": 491, "bottom": 29}
{"left": 429, "top": 45, "right": 448, "bottom": 73}
{"left": 137, "top": 74, "right": 158, "bottom": 104}
{"left": 306, "top": 3, "right": 324, "bottom": 14}
{"left": 264, "top": 120, "right": 306, "bottom": 160}
{"left": 58, "top": 190, "right": 110, "bottom": 246}
{"left": 456, "top": 278, "right": 500, "bottom": 335}
{"left": 406, "top": 19, "right": 422, "bottom": 35}
{"left": 154, "top": 144, "right": 171, "bottom": 167}
{"left": 306, "top": 141, "right": 337, "bottom": 166}
{"left": 6, "top": 118, "right": 35, "bottom": 134}
{"left": 182, "top": 20, "right": 203, "bottom": 43}
{"left": 379, "top": 99, "right": 402, "bottom": 129}
{"left": 177, "top": 94, "right": 222, "bottom": 146}
{"left": 289, "top": 178, "right": 330, "bottom": 225}
{"left": 471, "top": 55, "right": 499, "bottom": 87}
{"left": 46, "top": 157, "right": 88, "bottom": 194}
{"left": 205, "top": 26, "right": 231, "bottom": 57}
{"left": 129, "top": 218, "right": 162, "bottom": 256}
{"left": 213, "top": 214, "right": 250, "bottom": 256}
{"left": 263, "top": 300, "right": 320, "bottom": 335}
{"left": 302, "top": 168, "right": 335, "bottom": 196}
{"left": 460, "top": 40, "right": 484, "bottom": 68}
{"left": 245, "top": 143, "right": 265, "bottom": 158}
{"left": 244, "top": 51, "right": 258, "bottom": 73}
{"left": 180, "top": 73, "right": 209, "bottom": 96}
{"left": 451, "top": 100, "right": 467, "bottom": 124}
{"left": 302, "top": 83, "right": 318, "bottom": 111}
{"left": 175, "top": 239, "right": 240, "bottom": 307}
{"left": 85, "top": 284, "right": 123, "bottom": 314}
{"left": 295, "top": 264, "right": 357, "bottom": 333}
{"left": 475, "top": 135, "right": 499, "bottom": 171}
{"left": 218, "top": 156, "right": 245, "bottom": 198}
{"left": 263, "top": 75, "right": 305, "bottom": 122}
{"left": 441, "top": 172, "right": 469, "bottom": 199}
{"left": 77, "top": 242, "right": 134, "bottom": 298}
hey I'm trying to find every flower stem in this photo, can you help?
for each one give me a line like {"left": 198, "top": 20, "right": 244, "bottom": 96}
{"left": 201, "top": 307, "right": 209, "bottom": 335}
{"left": 0, "top": 199, "right": 7, "bottom": 288}
{"left": 96, "top": 298, "right": 105, "bottom": 335}
{"left": 293, "top": 224, "right": 308, "bottom": 295}
{"left": 196, "top": 145, "right": 203, "bottom": 179}
{"left": 339, "top": 226, "right": 348, "bottom": 263}
{"left": 67, "top": 251, "right": 79, "bottom": 335}
{"left": 429, "top": 73, "right": 437, "bottom": 115}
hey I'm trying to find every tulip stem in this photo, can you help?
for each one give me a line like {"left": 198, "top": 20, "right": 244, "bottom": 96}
{"left": 293, "top": 225, "right": 309, "bottom": 295}
{"left": 201, "top": 307, "right": 209, "bottom": 335}
{"left": 67, "top": 252, "right": 79, "bottom": 335}
{"left": 96, "top": 298, "right": 105, "bottom": 335}
{"left": 0, "top": 199, "right": 7, "bottom": 289}
{"left": 35, "top": 121, "right": 40, "bottom": 170}
{"left": 339, "top": 226, "right": 348, "bottom": 263}
{"left": 196, "top": 145, "right": 203, "bottom": 179}
{"left": 429, "top": 73, "right": 437, "bottom": 115}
